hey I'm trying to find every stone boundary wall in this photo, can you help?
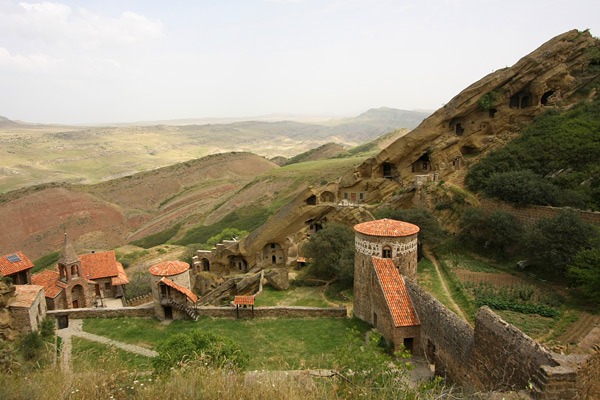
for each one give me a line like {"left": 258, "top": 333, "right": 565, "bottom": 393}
{"left": 47, "top": 305, "right": 154, "bottom": 319}
{"left": 405, "top": 280, "right": 474, "bottom": 382}
{"left": 47, "top": 305, "right": 347, "bottom": 320}
{"left": 405, "top": 281, "right": 597, "bottom": 399}
{"left": 126, "top": 293, "right": 153, "bottom": 307}
{"left": 479, "top": 199, "right": 600, "bottom": 227}
{"left": 194, "top": 306, "right": 348, "bottom": 319}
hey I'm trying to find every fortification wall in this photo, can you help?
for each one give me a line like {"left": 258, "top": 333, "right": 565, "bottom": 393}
{"left": 405, "top": 281, "right": 598, "bottom": 399}
{"left": 46, "top": 305, "right": 346, "bottom": 319}
{"left": 470, "top": 307, "right": 557, "bottom": 391}
{"left": 405, "top": 280, "right": 473, "bottom": 382}
{"left": 47, "top": 305, "right": 154, "bottom": 319}
{"left": 479, "top": 199, "right": 600, "bottom": 227}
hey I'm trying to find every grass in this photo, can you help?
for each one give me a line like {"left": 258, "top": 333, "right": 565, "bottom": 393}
{"left": 82, "top": 316, "right": 371, "bottom": 370}
{"left": 436, "top": 257, "right": 477, "bottom": 323}
{"left": 131, "top": 223, "right": 182, "bottom": 249}
{"left": 254, "top": 285, "right": 331, "bottom": 308}
{"left": 417, "top": 257, "right": 460, "bottom": 315}
{"left": 32, "top": 251, "right": 60, "bottom": 273}
{"left": 494, "top": 310, "right": 556, "bottom": 340}
{"left": 71, "top": 337, "right": 152, "bottom": 371}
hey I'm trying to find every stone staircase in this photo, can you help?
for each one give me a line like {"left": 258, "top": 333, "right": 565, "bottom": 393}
{"left": 167, "top": 298, "right": 198, "bottom": 320}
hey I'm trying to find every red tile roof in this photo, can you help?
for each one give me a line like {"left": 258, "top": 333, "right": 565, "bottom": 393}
{"left": 158, "top": 277, "right": 197, "bottom": 303}
{"left": 149, "top": 260, "right": 190, "bottom": 276}
{"left": 80, "top": 251, "right": 120, "bottom": 280}
{"left": 372, "top": 257, "right": 420, "bottom": 327}
{"left": 10, "top": 285, "right": 44, "bottom": 308}
{"left": 31, "top": 269, "right": 66, "bottom": 299}
{"left": 297, "top": 257, "right": 306, "bottom": 263}
{"left": 0, "top": 252, "right": 34, "bottom": 276}
{"left": 234, "top": 295, "right": 255, "bottom": 305}
{"left": 354, "top": 218, "right": 420, "bottom": 237}
{"left": 111, "top": 263, "right": 129, "bottom": 286}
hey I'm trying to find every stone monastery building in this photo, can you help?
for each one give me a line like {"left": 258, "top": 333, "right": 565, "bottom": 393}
{"left": 353, "top": 218, "right": 421, "bottom": 353}
{"left": 31, "top": 234, "right": 129, "bottom": 310}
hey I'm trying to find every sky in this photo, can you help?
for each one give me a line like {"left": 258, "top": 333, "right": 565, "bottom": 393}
{"left": 1, "top": 0, "right": 599, "bottom": 125}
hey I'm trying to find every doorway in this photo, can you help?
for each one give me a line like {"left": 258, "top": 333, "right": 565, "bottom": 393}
{"left": 164, "top": 306, "right": 173, "bottom": 320}
{"left": 403, "top": 338, "right": 414, "bottom": 354}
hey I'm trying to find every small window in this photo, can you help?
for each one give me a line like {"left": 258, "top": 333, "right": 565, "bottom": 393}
{"left": 359, "top": 193, "right": 364, "bottom": 200}
{"left": 160, "top": 285, "right": 168, "bottom": 295}
{"left": 344, "top": 193, "right": 348, "bottom": 199}
{"left": 105, "top": 282, "right": 111, "bottom": 291}
{"left": 271, "top": 243, "right": 276, "bottom": 249}
{"left": 382, "top": 247, "right": 392, "bottom": 259}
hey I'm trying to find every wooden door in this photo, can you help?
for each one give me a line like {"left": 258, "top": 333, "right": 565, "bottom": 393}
{"left": 351, "top": 193, "right": 356, "bottom": 202}
{"left": 72, "top": 299, "right": 79, "bottom": 308}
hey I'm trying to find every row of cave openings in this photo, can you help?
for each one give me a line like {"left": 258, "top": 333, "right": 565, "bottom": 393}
{"left": 449, "top": 89, "right": 556, "bottom": 137}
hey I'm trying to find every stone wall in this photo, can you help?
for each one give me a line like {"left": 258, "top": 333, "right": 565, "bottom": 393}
{"left": 470, "top": 307, "right": 557, "bottom": 391}
{"left": 47, "top": 305, "right": 154, "bottom": 319}
{"left": 479, "top": 199, "right": 600, "bottom": 227}
{"left": 405, "top": 281, "right": 599, "bottom": 399}
{"left": 46, "top": 305, "right": 346, "bottom": 320}
{"left": 405, "top": 280, "right": 474, "bottom": 382}
{"left": 126, "top": 293, "right": 153, "bottom": 307}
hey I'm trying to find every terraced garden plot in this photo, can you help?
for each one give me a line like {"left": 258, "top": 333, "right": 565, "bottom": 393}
{"left": 557, "top": 312, "right": 600, "bottom": 345}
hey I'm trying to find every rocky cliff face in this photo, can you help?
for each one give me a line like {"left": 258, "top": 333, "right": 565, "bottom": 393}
{"left": 208, "top": 30, "right": 600, "bottom": 272}
{"left": 339, "top": 29, "right": 600, "bottom": 201}
{"left": 0, "top": 280, "right": 17, "bottom": 341}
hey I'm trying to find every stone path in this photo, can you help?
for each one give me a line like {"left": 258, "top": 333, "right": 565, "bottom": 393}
{"left": 56, "top": 319, "right": 158, "bottom": 373}
{"left": 422, "top": 246, "right": 469, "bottom": 323}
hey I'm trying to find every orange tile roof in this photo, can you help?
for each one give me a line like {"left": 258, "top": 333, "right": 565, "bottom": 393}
{"left": 149, "top": 260, "right": 190, "bottom": 276}
{"left": 10, "top": 285, "right": 44, "bottom": 308}
{"left": 31, "top": 269, "right": 66, "bottom": 299}
{"left": 158, "top": 277, "right": 197, "bottom": 303}
{"left": 0, "top": 252, "right": 34, "bottom": 276}
{"left": 297, "top": 257, "right": 306, "bottom": 263}
{"left": 234, "top": 295, "right": 255, "bottom": 305}
{"left": 354, "top": 218, "right": 420, "bottom": 237}
{"left": 80, "top": 251, "right": 120, "bottom": 280}
{"left": 111, "top": 262, "right": 129, "bottom": 286}
{"left": 372, "top": 257, "right": 420, "bottom": 327}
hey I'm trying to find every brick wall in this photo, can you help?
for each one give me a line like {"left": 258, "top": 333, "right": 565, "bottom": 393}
{"left": 479, "top": 199, "right": 600, "bottom": 227}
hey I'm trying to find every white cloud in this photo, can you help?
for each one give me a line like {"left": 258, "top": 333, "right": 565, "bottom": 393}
{"left": 1, "top": 1, "right": 163, "bottom": 51}
{"left": 0, "top": 46, "right": 59, "bottom": 72}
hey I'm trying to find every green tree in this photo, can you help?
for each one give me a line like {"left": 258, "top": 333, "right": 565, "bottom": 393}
{"left": 483, "top": 170, "right": 561, "bottom": 206}
{"left": 302, "top": 223, "right": 355, "bottom": 287}
{"left": 374, "top": 208, "right": 444, "bottom": 245}
{"left": 567, "top": 247, "right": 600, "bottom": 304}
{"left": 524, "top": 210, "right": 598, "bottom": 276}
{"left": 459, "top": 208, "right": 522, "bottom": 257}
{"left": 152, "top": 331, "right": 249, "bottom": 374}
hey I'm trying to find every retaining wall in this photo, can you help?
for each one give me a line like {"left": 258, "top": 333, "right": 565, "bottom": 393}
{"left": 479, "top": 199, "right": 600, "bottom": 227}
{"left": 47, "top": 305, "right": 154, "bottom": 319}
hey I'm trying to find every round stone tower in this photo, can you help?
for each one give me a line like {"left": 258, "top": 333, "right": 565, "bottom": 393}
{"left": 149, "top": 260, "right": 192, "bottom": 320}
{"left": 353, "top": 218, "right": 419, "bottom": 322}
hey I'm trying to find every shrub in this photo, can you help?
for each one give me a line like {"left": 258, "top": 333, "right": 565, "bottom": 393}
{"left": 483, "top": 170, "right": 561, "bottom": 206}
{"left": 40, "top": 319, "right": 55, "bottom": 339}
{"left": 152, "top": 331, "right": 249, "bottom": 374}
{"left": 302, "top": 223, "right": 354, "bottom": 287}
{"left": 477, "top": 90, "right": 499, "bottom": 111}
{"left": 19, "top": 331, "right": 44, "bottom": 361}
{"left": 524, "top": 209, "right": 598, "bottom": 276}
{"left": 459, "top": 208, "right": 522, "bottom": 257}
{"left": 375, "top": 208, "right": 444, "bottom": 245}
{"left": 567, "top": 247, "right": 600, "bottom": 304}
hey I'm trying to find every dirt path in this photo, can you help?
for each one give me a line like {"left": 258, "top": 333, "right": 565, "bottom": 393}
{"left": 57, "top": 319, "right": 158, "bottom": 373}
{"left": 422, "top": 246, "right": 469, "bottom": 323}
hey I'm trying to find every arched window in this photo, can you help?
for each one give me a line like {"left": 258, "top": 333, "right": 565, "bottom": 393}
{"left": 382, "top": 246, "right": 392, "bottom": 259}
{"left": 71, "top": 265, "right": 79, "bottom": 277}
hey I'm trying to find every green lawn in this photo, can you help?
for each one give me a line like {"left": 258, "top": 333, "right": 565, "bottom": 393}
{"left": 82, "top": 317, "right": 371, "bottom": 370}
{"left": 71, "top": 337, "right": 153, "bottom": 371}
{"left": 416, "top": 258, "right": 460, "bottom": 315}
{"left": 254, "top": 285, "right": 332, "bottom": 308}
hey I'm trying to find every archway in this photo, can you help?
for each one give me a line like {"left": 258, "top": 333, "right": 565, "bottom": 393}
{"left": 71, "top": 284, "right": 86, "bottom": 308}
{"left": 202, "top": 258, "right": 210, "bottom": 271}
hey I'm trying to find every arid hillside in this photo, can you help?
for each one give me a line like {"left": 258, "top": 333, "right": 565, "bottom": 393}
{"left": 0, "top": 107, "right": 428, "bottom": 194}
{"left": 0, "top": 153, "right": 277, "bottom": 258}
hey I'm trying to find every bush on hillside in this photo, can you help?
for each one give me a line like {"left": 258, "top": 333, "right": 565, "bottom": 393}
{"left": 567, "top": 247, "right": 600, "bottom": 304}
{"left": 524, "top": 209, "right": 598, "bottom": 276}
{"left": 483, "top": 170, "right": 561, "bottom": 206}
{"left": 465, "top": 98, "right": 600, "bottom": 210}
{"left": 302, "top": 223, "right": 354, "bottom": 287}
{"left": 459, "top": 208, "right": 522, "bottom": 258}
